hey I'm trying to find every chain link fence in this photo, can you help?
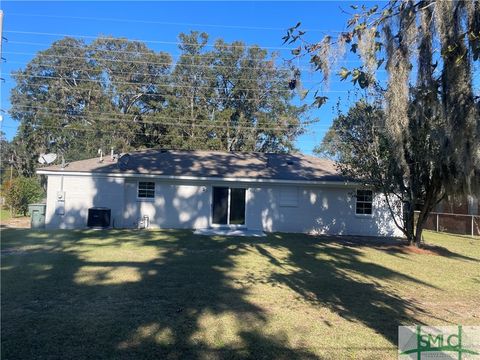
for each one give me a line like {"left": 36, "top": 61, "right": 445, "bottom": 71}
{"left": 415, "top": 211, "right": 480, "bottom": 237}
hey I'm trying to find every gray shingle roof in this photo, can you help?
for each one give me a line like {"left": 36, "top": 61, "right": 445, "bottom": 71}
{"left": 38, "top": 149, "right": 346, "bottom": 182}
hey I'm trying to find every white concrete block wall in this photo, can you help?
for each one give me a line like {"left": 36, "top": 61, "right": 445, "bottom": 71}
{"left": 246, "top": 185, "right": 403, "bottom": 237}
{"left": 123, "top": 179, "right": 210, "bottom": 229}
{"left": 45, "top": 175, "right": 125, "bottom": 229}
{"left": 44, "top": 175, "right": 403, "bottom": 236}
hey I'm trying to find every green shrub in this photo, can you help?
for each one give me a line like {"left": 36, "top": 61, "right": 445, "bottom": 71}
{"left": 3, "top": 177, "right": 44, "bottom": 216}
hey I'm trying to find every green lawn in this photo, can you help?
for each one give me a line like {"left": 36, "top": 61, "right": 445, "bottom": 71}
{"left": 0, "top": 207, "right": 12, "bottom": 221}
{"left": 1, "top": 230, "right": 479, "bottom": 359}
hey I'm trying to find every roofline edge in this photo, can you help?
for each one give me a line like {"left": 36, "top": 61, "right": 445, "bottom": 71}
{"left": 36, "top": 170, "right": 359, "bottom": 187}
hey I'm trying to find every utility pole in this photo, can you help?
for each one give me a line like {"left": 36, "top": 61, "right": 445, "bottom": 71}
{"left": 0, "top": 9, "right": 4, "bottom": 131}
{"left": 0, "top": 10, "right": 8, "bottom": 216}
{"left": 0, "top": 10, "right": 4, "bottom": 56}
{"left": 0, "top": 10, "right": 4, "bottom": 122}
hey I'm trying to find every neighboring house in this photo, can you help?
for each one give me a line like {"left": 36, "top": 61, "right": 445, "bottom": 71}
{"left": 37, "top": 149, "right": 403, "bottom": 236}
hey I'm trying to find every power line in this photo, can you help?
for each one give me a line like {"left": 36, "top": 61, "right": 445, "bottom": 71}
{"left": 6, "top": 51, "right": 365, "bottom": 72}
{"left": 6, "top": 116, "right": 316, "bottom": 132}
{"left": 6, "top": 40, "right": 286, "bottom": 63}
{"left": 7, "top": 13, "right": 345, "bottom": 33}
{"left": 7, "top": 74, "right": 350, "bottom": 94}
{"left": 2, "top": 61, "right": 352, "bottom": 85}
{"left": 1, "top": 123, "right": 321, "bottom": 138}
{"left": 6, "top": 40, "right": 362, "bottom": 65}
{"left": 4, "top": 30, "right": 300, "bottom": 51}
{"left": 5, "top": 105, "right": 337, "bottom": 131}
{"left": 5, "top": 81, "right": 350, "bottom": 102}
{"left": 4, "top": 107, "right": 329, "bottom": 130}
{"left": 5, "top": 51, "right": 295, "bottom": 71}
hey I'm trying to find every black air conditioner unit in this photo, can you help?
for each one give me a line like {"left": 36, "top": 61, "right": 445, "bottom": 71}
{"left": 87, "top": 207, "right": 111, "bottom": 229}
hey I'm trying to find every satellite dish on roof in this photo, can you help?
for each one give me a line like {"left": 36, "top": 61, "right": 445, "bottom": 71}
{"left": 38, "top": 153, "right": 58, "bottom": 164}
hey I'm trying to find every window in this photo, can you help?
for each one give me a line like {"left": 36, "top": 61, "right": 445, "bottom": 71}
{"left": 356, "top": 189, "right": 373, "bottom": 215}
{"left": 280, "top": 187, "right": 298, "bottom": 207}
{"left": 212, "top": 187, "right": 246, "bottom": 225}
{"left": 138, "top": 181, "right": 155, "bottom": 199}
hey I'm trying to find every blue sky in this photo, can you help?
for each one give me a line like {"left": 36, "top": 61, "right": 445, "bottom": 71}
{"left": 0, "top": 1, "right": 375, "bottom": 154}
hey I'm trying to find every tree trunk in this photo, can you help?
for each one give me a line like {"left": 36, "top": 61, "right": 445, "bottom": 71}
{"left": 413, "top": 203, "right": 428, "bottom": 247}
{"left": 414, "top": 221, "right": 425, "bottom": 247}
{"left": 404, "top": 201, "right": 415, "bottom": 245}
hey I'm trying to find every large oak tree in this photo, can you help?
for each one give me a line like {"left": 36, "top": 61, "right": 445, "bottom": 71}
{"left": 287, "top": 0, "right": 480, "bottom": 245}
{"left": 10, "top": 32, "right": 308, "bottom": 176}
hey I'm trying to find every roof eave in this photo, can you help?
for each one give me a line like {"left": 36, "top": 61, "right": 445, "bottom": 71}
{"left": 36, "top": 169, "right": 359, "bottom": 187}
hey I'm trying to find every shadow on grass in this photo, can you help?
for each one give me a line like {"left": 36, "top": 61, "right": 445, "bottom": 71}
{"left": 261, "top": 234, "right": 432, "bottom": 346}
{"left": 0, "top": 229, "right": 447, "bottom": 359}
{"left": 1, "top": 229, "right": 319, "bottom": 359}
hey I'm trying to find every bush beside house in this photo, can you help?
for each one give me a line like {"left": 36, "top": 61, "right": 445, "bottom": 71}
{"left": 3, "top": 177, "right": 44, "bottom": 216}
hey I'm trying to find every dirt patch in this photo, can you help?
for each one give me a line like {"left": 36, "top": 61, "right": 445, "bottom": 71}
{"left": 328, "top": 236, "right": 463, "bottom": 257}
{"left": 0, "top": 217, "right": 30, "bottom": 229}
{"left": 386, "top": 243, "right": 467, "bottom": 257}
{"left": 401, "top": 244, "right": 441, "bottom": 255}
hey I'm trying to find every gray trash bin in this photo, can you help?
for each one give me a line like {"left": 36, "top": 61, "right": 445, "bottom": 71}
{"left": 28, "top": 203, "right": 46, "bottom": 229}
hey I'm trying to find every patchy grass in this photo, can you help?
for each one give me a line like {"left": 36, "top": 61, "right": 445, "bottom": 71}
{"left": 0, "top": 207, "right": 12, "bottom": 221}
{"left": 0, "top": 207, "right": 30, "bottom": 228}
{"left": 1, "top": 229, "right": 478, "bottom": 359}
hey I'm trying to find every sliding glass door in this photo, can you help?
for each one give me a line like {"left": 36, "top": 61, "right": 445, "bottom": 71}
{"left": 212, "top": 187, "right": 246, "bottom": 226}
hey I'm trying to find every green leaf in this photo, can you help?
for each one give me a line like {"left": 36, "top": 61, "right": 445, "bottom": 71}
{"left": 357, "top": 73, "right": 369, "bottom": 89}
{"left": 338, "top": 67, "right": 351, "bottom": 81}
{"left": 351, "top": 69, "right": 361, "bottom": 82}
{"left": 350, "top": 4, "right": 358, "bottom": 9}
{"left": 369, "top": 5, "right": 378, "bottom": 15}
{"left": 300, "top": 89, "right": 309, "bottom": 100}
{"left": 313, "top": 96, "right": 328, "bottom": 108}
{"left": 351, "top": 44, "right": 358, "bottom": 53}
{"left": 291, "top": 46, "right": 301, "bottom": 56}
{"left": 354, "top": 23, "right": 366, "bottom": 32}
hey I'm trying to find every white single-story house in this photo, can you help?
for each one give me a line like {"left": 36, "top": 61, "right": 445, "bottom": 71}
{"left": 37, "top": 149, "right": 403, "bottom": 236}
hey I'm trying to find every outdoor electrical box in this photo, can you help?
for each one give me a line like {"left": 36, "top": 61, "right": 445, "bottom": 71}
{"left": 28, "top": 203, "right": 46, "bottom": 229}
{"left": 55, "top": 191, "right": 66, "bottom": 215}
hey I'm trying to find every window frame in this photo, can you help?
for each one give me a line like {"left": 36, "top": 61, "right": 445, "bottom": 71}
{"left": 211, "top": 186, "right": 247, "bottom": 227}
{"left": 355, "top": 189, "right": 373, "bottom": 216}
{"left": 137, "top": 181, "right": 156, "bottom": 200}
